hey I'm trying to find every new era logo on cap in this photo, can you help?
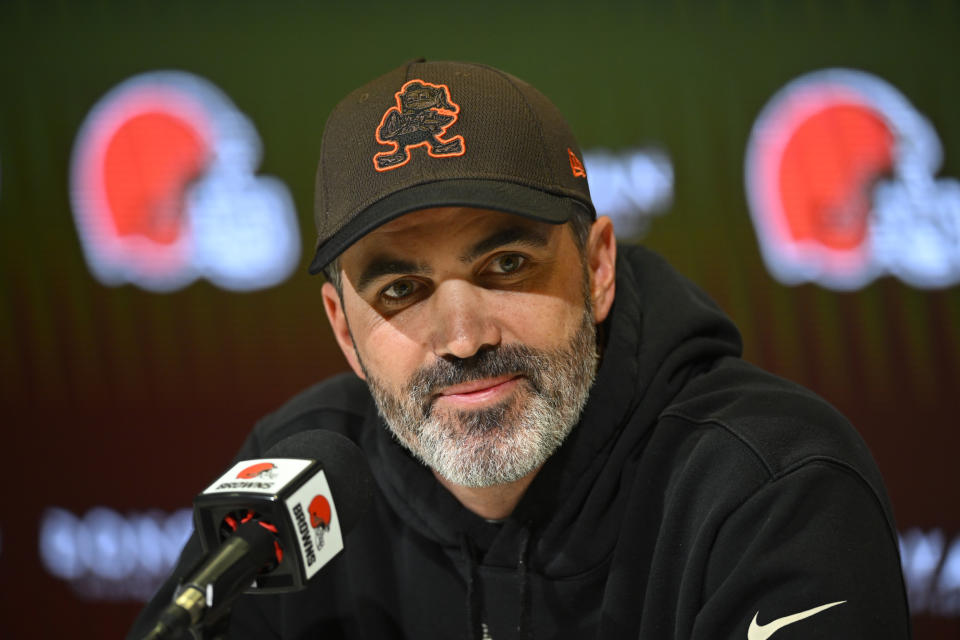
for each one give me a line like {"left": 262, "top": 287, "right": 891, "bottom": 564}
{"left": 568, "top": 148, "right": 587, "bottom": 178}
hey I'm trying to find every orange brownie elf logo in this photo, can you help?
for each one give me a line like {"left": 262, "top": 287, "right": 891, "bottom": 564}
{"left": 373, "top": 79, "right": 465, "bottom": 171}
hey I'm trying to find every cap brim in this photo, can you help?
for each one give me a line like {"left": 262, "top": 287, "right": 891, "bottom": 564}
{"left": 308, "top": 178, "right": 594, "bottom": 274}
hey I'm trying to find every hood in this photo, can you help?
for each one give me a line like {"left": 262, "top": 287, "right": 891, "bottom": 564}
{"left": 359, "top": 243, "right": 742, "bottom": 634}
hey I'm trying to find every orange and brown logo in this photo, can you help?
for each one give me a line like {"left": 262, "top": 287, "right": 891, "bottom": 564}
{"left": 567, "top": 148, "right": 587, "bottom": 178}
{"left": 373, "top": 79, "right": 465, "bottom": 171}
{"left": 236, "top": 462, "right": 277, "bottom": 480}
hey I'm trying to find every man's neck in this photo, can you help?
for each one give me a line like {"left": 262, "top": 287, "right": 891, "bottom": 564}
{"left": 433, "top": 467, "right": 541, "bottom": 520}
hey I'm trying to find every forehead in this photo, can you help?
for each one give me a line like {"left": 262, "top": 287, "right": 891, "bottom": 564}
{"left": 345, "top": 207, "right": 561, "bottom": 259}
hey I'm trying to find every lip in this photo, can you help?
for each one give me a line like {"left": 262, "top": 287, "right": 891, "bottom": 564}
{"left": 434, "top": 374, "right": 521, "bottom": 407}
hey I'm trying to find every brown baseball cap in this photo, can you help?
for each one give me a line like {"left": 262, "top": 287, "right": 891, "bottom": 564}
{"left": 309, "top": 59, "right": 595, "bottom": 274}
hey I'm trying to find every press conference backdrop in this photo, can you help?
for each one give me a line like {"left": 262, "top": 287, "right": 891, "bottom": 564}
{"left": 1, "top": 1, "right": 957, "bottom": 637}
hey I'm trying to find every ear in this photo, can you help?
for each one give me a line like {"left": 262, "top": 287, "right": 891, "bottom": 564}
{"left": 586, "top": 216, "right": 617, "bottom": 324}
{"left": 321, "top": 281, "right": 367, "bottom": 380}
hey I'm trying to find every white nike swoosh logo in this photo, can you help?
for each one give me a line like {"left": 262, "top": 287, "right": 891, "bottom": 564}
{"left": 747, "top": 600, "right": 846, "bottom": 640}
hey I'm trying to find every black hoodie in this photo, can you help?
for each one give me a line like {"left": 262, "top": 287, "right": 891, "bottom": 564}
{"left": 129, "top": 245, "right": 911, "bottom": 639}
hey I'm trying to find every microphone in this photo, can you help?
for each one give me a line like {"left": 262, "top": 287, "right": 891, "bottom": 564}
{"left": 141, "top": 430, "right": 374, "bottom": 640}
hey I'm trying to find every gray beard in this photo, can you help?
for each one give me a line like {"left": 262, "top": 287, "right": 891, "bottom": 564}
{"left": 363, "top": 305, "right": 599, "bottom": 488}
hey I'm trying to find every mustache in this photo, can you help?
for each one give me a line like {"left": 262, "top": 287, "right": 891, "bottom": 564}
{"left": 407, "top": 344, "right": 548, "bottom": 406}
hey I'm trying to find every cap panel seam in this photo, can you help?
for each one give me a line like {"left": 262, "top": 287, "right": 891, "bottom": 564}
{"left": 318, "top": 110, "right": 331, "bottom": 236}
{"left": 404, "top": 58, "right": 417, "bottom": 82}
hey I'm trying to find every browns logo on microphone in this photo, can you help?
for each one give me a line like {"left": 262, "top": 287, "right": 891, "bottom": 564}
{"left": 237, "top": 462, "right": 277, "bottom": 480}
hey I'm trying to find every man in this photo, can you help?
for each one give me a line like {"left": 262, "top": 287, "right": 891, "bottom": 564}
{"left": 130, "top": 59, "right": 911, "bottom": 639}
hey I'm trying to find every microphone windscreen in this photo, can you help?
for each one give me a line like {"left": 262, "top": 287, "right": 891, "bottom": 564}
{"left": 264, "top": 430, "right": 374, "bottom": 535}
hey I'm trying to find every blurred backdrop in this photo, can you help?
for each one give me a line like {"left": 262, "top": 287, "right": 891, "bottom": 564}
{"left": 1, "top": 1, "right": 958, "bottom": 637}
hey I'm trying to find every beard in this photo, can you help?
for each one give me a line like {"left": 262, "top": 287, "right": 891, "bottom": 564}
{"left": 361, "top": 303, "right": 599, "bottom": 488}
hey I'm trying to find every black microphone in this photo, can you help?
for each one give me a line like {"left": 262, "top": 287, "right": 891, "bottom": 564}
{"left": 141, "top": 430, "right": 373, "bottom": 640}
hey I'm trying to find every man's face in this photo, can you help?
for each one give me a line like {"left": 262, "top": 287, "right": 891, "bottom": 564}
{"left": 322, "top": 207, "right": 615, "bottom": 488}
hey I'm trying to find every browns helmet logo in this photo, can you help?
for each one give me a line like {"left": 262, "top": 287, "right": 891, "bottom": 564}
{"left": 306, "top": 494, "right": 333, "bottom": 551}
{"left": 308, "top": 495, "right": 332, "bottom": 530}
{"left": 236, "top": 462, "right": 277, "bottom": 479}
{"left": 746, "top": 68, "right": 960, "bottom": 290}
{"left": 69, "top": 71, "right": 300, "bottom": 293}
{"left": 373, "top": 79, "right": 465, "bottom": 171}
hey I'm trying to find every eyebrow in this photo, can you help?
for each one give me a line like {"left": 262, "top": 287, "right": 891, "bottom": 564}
{"left": 353, "top": 224, "right": 552, "bottom": 294}
{"left": 459, "top": 225, "right": 551, "bottom": 263}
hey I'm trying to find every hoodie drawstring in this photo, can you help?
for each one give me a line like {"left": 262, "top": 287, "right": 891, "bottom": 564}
{"left": 460, "top": 533, "right": 483, "bottom": 640}
{"left": 516, "top": 526, "right": 532, "bottom": 640}
{"left": 460, "top": 525, "right": 534, "bottom": 640}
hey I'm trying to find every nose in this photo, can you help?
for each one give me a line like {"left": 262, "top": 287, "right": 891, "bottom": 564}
{"left": 428, "top": 280, "right": 501, "bottom": 360}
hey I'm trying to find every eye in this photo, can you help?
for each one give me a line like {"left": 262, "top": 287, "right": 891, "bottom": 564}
{"left": 380, "top": 279, "right": 420, "bottom": 302}
{"left": 487, "top": 253, "right": 527, "bottom": 275}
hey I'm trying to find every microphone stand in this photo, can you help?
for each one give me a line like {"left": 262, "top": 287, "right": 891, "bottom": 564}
{"left": 141, "top": 521, "right": 276, "bottom": 640}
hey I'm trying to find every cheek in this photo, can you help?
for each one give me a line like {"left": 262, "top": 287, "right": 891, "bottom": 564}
{"left": 491, "top": 289, "right": 587, "bottom": 347}
{"left": 351, "top": 315, "right": 426, "bottom": 389}
{"left": 497, "top": 256, "right": 590, "bottom": 344}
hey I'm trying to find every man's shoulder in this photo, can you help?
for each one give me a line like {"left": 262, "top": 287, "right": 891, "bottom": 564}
{"left": 249, "top": 373, "right": 374, "bottom": 453}
{"left": 662, "top": 357, "right": 880, "bottom": 485}
{"left": 646, "top": 357, "right": 900, "bottom": 540}
{"left": 610, "top": 245, "right": 881, "bottom": 488}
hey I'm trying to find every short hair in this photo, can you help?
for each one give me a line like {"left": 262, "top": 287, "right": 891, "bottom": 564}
{"left": 322, "top": 209, "right": 594, "bottom": 295}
